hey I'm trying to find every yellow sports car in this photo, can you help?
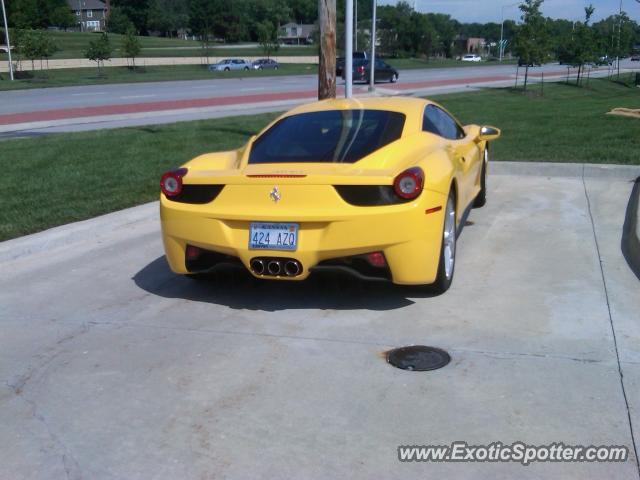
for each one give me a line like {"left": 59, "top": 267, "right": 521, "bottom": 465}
{"left": 160, "top": 97, "right": 499, "bottom": 293}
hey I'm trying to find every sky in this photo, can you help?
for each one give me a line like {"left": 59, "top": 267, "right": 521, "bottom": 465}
{"left": 379, "top": 0, "right": 640, "bottom": 23}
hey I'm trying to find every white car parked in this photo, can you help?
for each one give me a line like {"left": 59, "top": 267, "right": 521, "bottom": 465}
{"left": 461, "top": 54, "right": 482, "bottom": 62}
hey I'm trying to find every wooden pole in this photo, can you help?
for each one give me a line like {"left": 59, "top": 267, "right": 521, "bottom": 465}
{"left": 318, "top": 0, "right": 336, "bottom": 100}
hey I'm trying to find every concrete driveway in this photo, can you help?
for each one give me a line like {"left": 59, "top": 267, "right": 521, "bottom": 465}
{"left": 1, "top": 163, "right": 639, "bottom": 479}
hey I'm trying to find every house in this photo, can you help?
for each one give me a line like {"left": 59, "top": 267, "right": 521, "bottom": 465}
{"left": 67, "top": 0, "right": 108, "bottom": 32}
{"left": 454, "top": 35, "right": 486, "bottom": 54}
{"left": 278, "top": 23, "right": 316, "bottom": 45}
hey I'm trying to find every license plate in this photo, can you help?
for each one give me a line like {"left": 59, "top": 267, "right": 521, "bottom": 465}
{"left": 249, "top": 222, "right": 298, "bottom": 251}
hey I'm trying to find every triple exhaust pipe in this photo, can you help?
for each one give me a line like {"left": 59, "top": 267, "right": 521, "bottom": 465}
{"left": 250, "top": 258, "right": 302, "bottom": 277}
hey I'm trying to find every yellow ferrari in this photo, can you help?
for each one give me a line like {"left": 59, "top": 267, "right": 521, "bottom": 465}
{"left": 160, "top": 97, "right": 500, "bottom": 293}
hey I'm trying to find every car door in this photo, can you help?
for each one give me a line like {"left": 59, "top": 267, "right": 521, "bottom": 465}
{"left": 376, "top": 60, "right": 390, "bottom": 81}
{"left": 423, "top": 105, "right": 480, "bottom": 209}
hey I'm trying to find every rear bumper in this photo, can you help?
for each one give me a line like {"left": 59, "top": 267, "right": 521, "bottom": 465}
{"left": 160, "top": 189, "right": 448, "bottom": 285}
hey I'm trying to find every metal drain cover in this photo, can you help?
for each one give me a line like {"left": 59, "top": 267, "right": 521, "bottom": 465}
{"left": 386, "top": 346, "right": 451, "bottom": 371}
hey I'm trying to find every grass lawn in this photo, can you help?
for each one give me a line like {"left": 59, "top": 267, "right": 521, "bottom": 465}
{"left": 0, "top": 78, "right": 638, "bottom": 241}
{"left": 0, "top": 31, "right": 316, "bottom": 60}
{"left": 0, "top": 63, "right": 317, "bottom": 90}
{"left": 388, "top": 57, "right": 518, "bottom": 70}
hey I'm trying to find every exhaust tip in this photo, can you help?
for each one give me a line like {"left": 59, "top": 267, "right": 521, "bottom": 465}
{"left": 284, "top": 260, "right": 301, "bottom": 277}
{"left": 250, "top": 259, "right": 265, "bottom": 275}
{"left": 267, "top": 261, "right": 282, "bottom": 275}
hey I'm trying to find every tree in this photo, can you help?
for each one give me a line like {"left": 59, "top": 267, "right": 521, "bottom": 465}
{"left": 514, "top": 0, "right": 549, "bottom": 91}
{"left": 85, "top": 33, "right": 112, "bottom": 75}
{"left": 564, "top": 5, "right": 596, "bottom": 85}
{"left": 257, "top": 20, "right": 279, "bottom": 58}
{"left": 40, "top": 31, "right": 58, "bottom": 71}
{"left": 122, "top": 28, "right": 141, "bottom": 68}
{"left": 107, "top": 6, "right": 135, "bottom": 34}
{"left": 8, "top": 0, "right": 74, "bottom": 29}
{"left": 146, "top": 0, "right": 189, "bottom": 37}
{"left": 111, "top": 0, "right": 149, "bottom": 34}
{"left": 21, "top": 30, "right": 40, "bottom": 71}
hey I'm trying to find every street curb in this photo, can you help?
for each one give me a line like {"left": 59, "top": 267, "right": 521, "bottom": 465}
{"left": 2, "top": 162, "right": 640, "bottom": 265}
{"left": 622, "top": 177, "right": 640, "bottom": 280}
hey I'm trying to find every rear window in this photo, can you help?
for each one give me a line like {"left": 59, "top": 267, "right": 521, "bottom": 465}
{"left": 249, "top": 110, "right": 405, "bottom": 164}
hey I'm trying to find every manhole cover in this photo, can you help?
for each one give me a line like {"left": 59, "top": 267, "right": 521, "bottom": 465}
{"left": 386, "top": 346, "right": 451, "bottom": 371}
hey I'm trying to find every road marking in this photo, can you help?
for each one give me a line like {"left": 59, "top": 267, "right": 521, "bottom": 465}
{"left": 72, "top": 92, "right": 107, "bottom": 96}
{"left": 120, "top": 94, "right": 157, "bottom": 99}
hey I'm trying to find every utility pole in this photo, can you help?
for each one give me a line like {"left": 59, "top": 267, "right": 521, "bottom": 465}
{"left": 354, "top": 0, "right": 357, "bottom": 51}
{"left": 616, "top": 0, "right": 623, "bottom": 78}
{"left": 369, "top": 0, "right": 376, "bottom": 92}
{"left": 499, "top": 2, "right": 519, "bottom": 61}
{"left": 1, "top": 0, "right": 12, "bottom": 81}
{"left": 318, "top": 0, "right": 336, "bottom": 100}
{"left": 345, "top": 0, "right": 353, "bottom": 98}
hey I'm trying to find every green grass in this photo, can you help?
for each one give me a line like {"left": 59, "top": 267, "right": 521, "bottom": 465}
{"left": 0, "top": 63, "right": 316, "bottom": 90}
{"left": 387, "top": 57, "right": 517, "bottom": 70}
{"left": 0, "top": 31, "right": 315, "bottom": 60}
{"left": 0, "top": 78, "right": 638, "bottom": 241}
{"left": 437, "top": 79, "right": 640, "bottom": 164}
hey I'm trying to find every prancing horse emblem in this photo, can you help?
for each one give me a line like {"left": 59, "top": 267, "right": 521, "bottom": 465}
{"left": 269, "top": 186, "right": 281, "bottom": 203}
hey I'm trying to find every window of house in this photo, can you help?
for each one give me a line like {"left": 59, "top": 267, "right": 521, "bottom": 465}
{"left": 87, "top": 10, "right": 93, "bottom": 18}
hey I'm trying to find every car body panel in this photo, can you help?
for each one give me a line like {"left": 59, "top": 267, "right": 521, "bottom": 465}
{"left": 160, "top": 97, "right": 499, "bottom": 285}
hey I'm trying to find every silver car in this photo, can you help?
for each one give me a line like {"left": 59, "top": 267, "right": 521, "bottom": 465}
{"left": 208, "top": 59, "right": 252, "bottom": 72}
{"left": 252, "top": 58, "right": 279, "bottom": 70}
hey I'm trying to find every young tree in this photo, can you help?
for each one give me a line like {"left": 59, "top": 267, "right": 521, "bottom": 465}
{"left": 257, "top": 20, "right": 279, "bottom": 58}
{"left": 565, "top": 5, "right": 596, "bottom": 85}
{"left": 122, "top": 28, "right": 141, "bottom": 68}
{"left": 85, "top": 33, "right": 112, "bottom": 75}
{"left": 514, "top": 0, "right": 549, "bottom": 91}
{"left": 21, "top": 30, "right": 40, "bottom": 71}
{"left": 41, "top": 32, "right": 58, "bottom": 71}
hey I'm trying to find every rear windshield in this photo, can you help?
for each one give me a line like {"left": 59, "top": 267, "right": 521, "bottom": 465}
{"left": 248, "top": 110, "right": 406, "bottom": 164}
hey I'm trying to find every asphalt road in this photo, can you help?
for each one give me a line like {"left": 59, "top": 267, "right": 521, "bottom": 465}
{"left": 0, "top": 63, "right": 583, "bottom": 115}
{"left": 1, "top": 62, "right": 631, "bottom": 136}
{"left": 1, "top": 163, "right": 639, "bottom": 479}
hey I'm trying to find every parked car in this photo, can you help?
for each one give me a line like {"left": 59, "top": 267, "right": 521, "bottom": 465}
{"left": 208, "top": 59, "right": 252, "bottom": 72}
{"left": 631, "top": 54, "right": 640, "bottom": 62}
{"left": 159, "top": 96, "right": 501, "bottom": 293}
{"left": 461, "top": 54, "right": 482, "bottom": 62}
{"left": 342, "top": 59, "right": 399, "bottom": 83}
{"left": 252, "top": 58, "right": 279, "bottom": 70}
{"left": 336, "top": 52, "right": 369, "bottom": 76}
{"left": 596, "top": 56, "right": 613, "bottom": 66}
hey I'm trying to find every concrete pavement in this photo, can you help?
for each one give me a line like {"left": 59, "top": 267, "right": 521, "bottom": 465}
{"left": 1, "top": 162, "right": 639, "bottom": 479}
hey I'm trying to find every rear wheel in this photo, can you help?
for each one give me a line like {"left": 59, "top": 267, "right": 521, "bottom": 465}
{"left": 473, "top": 147, "right": 488, "bottom": 208}
{"left": 390, "top": 73, "right": 398, "bottom": 83}
{"left": 224, "top": 67, "right": 230, "bottom": 71}
{"left": 430, "top": 190, "right": 456, "bottom": 294}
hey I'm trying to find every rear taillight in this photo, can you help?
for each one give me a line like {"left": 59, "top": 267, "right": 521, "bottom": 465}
{"left": 160, "top": 168, "right": 188, "bottom": 197}
{"left": 357, "top": 65, "right": 365, "bottom": 73}
{"left": 393, "top": 167, "right": 424, "bottom": 200}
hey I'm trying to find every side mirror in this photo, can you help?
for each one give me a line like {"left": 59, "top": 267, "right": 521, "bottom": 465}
{"left": 478, "top": 126, "right": 501, "bottom": 142}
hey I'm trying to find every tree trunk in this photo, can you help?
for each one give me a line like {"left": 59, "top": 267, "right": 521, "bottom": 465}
{"left": 523, "top": 65, "right": 529, "bottom": 91}
{"left": 318, "top": 0, "right": 336, "bottom": 100}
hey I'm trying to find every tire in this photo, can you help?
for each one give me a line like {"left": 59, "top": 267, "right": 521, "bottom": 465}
{"left": 430, "top": 190, "right": 457, "bottom": 294}
{"left": 224, "top": 67, "right": 230, "bottom": 71}
{"left": 274, "top": 65, "right": 278, "bottom": 70}
{"left": 244, "top": 67, "right": 249, "bottom": 71}
{"left": 258, "top": 66, "right": 263, "bottom": 70}
{"left": 473, "top": 147, "right": 488, "bottom": 208}
{"left": 390, "top": 73, "right": 398, "bottom": 83}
